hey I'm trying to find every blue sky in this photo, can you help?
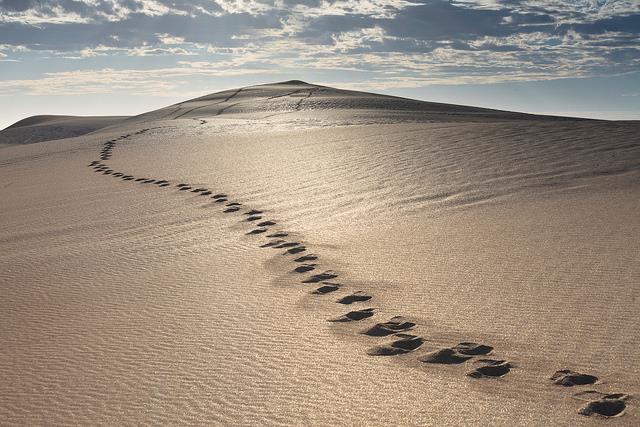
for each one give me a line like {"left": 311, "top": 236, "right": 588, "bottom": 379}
{"left": 1, "top": 0, "right": 639, "bottom": 128}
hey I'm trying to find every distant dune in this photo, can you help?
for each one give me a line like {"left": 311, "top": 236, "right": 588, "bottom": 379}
{"left": 0, "top": 81, "right": 638, "bottom": 426}
{"left": 0, "top": 115, "right": 128, "bottom": 146}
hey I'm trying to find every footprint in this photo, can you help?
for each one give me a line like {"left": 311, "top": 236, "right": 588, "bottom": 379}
{"left": 135, "top": 178, "right": 146, "bottom": 182}
{"left": 293, "top": 264, "right": 316, "bottom": 273}
{"left": 453, "top": 342, "right": 493, "bottom": 356}
{"left": 329, "top": 308, "right": 375, "bottom": 322}
{"left": 302, "top": 271, "right": 337, "bottom": 283}
{"left": 246, "top": 216, "right": 262, "bottom": 221}
{"left": 155, "top": 180, "right": 168, "bottom": 185}
{"left": 286, "top": 246, "right": 306, "bottom": 255}
{"left": 312, "top": 283, "right": 341, "bottom": 294}
{"left": 245, "top": 209, "right": 263, "bottom": 215}
{"left": 159, "top": 183, "right": 170, "bottom": 187}
{"left": 276, "top": 242, "right": 300, "bottom": 248}
{"left": 224, "top": 207, "right": 240, "bottom": 213}
{"left": 294, "top": 254, "right": 318, "bottom": 262}
{"left": 214, "top": 198, "right": 228, "bottom": 203}
{"left": 212, "top": 194, "right": 228, "bottom": 199}
{"left": 247, "top": 228, "right": 268, "bottom": 235}
{"left": 260, "top": 240, "right": 285, "bottom": 248}
{"left": 467, "top": 360, "right": 512, "bottom": 378}
{"left": 551, "top": 370, "right": 598, "bottom": 387}
{"left": 420, "top": 348, "right": 472, "bottom": 365}
{"left": 200, "top": 191, "right": 212, "bottom": 196}
{"left": 227, "top": 202, "right": 242, "bottom": 207}
{"left": 363, "top": 316, "right": 416, "bottom": 337}
{"left": 578, "top": 395, "right": 628, "bottom": 418}
{"left": 191, "top": 188, "right": 206, "bottom": 193}
{"left": 336, "top": 291, "right": 371, "bottom": 305}
{"left": 143, "top": 179, "right": 155, "bottom": 183}
{"left": 267, "top": 232, "right": 288, "bottom": 238}
{"left": 367, "top": 334, "right": 425, "bottom": 356}
{"left": 177, "top": 183, "right": 190, "bottom": 188}
{"left": 258, "top": 221, "right": 276, "bottom": 227}
{"left": 179, "top": 186, "right": 192, "bottom": 191}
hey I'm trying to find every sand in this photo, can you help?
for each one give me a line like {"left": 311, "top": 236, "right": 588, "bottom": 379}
{"left": 0, "top": 81, "right": 638, "bottom": 425}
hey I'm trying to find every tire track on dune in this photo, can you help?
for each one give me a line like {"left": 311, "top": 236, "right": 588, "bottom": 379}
{"left": 87, "top": 128, "right": 632, "bottom": 420}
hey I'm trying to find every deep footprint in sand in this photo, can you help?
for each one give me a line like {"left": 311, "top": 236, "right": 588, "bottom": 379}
{"left": 551, "top": 369, "right": 598, "bottom": 387}
{"left": 227, "top": 202, "right": 242, "bottom": 207}
{"left": 224, "top": 207, "right": 240, "bottom": 213}
{"left": 200, "top": 191, "right": 212, "bottom": 196}
{"left": 214, "top": 198, "right": 228, "bottom": 203}
{"left": 179, "top": 186, "right": 192, "bottom": 191}
{"left": 453, "top": 342, "right": 493, "bottom": 356}
{"left": 467, "top": 360, "right": 512, "bottom": 378}
{"left": 294, "top": 254, "right": 318, "bottom": 262}
{"left": 574, "top": 391, "right": 629, "bottom": 418}
{"left": 367, "top": 334, "right": 425, "bottom": 356}
{"left": 245, "top": 209, "right": 263, "bottom": 216}
{"left": 420, "top": 348, "right": 472, "bottom": 365}
{"left": 246, "top": 216, "right": 262, "bottom": 221}
{"left": 329, "top": 308, "right": 375, "bottom": 322}
{"left": 267, "top": 232, "right": 288, "bottom": 238}
{"left": 276, "top": 242, "right": 300, "bottom": 248}
{"left": 303, "top": 271, "right": 338, "bottom": 283}
{"left": 336, "top": 291, "right": 371, "bottom": 304}
{"left": 258, "top": 221, "right": 276, "bottom": 227}
{"left": 212, "top": 194, "right": 228, "bottom": 199}
{"left": 294, "top": 264, "right": 316, "bottom": 273}
{"left": 247, "top": 228, "right": 268, "bottom": 235}
{"left": 286, "top": 246, "right": 306, "bottom": 255}
{"left": 260, "top": 240, "right": 285, "bottom": 248}
{"left": 313, "top": 283, "right": 341, "bottom": 294}
{"left": 363, "top": 316, "right": 416, "bottom": 337}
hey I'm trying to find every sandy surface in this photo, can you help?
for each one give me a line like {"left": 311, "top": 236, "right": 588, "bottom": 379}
{"left": 1, "top": 81, "right": 639, "bottom": 425}
{"left": 0, "top": 115, "right": 127, "bottom": 146}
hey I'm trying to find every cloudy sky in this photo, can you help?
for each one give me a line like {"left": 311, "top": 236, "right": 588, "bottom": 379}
{"left": 1, "top": 0, "right": 639, "bottom": 127}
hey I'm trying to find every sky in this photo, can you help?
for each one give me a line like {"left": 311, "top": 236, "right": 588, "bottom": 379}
{"left": 1, "top": 0, "right": 639, "bottom": 128}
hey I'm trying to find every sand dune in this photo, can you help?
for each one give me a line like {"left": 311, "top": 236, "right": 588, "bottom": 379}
{"left": 0, "top": 81, "right": 638, "bottom": 425}
{"left": 0, "top": 115, "right": 128, "bottom": 146}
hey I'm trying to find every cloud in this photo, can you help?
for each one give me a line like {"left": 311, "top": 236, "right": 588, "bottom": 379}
{"left": 0, "top": 0, "right": 637, "bottom": 90}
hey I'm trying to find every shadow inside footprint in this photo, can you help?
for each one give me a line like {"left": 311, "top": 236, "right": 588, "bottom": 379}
{"left": 294, "top": 255, "right": 318, "bottom": 262}
{"left": 260, "top": 240, "right": 285, "bottom": 248}
{"left": 453, "top": 342, "right": 493, "bottom": 356}
{"left": 363, "top": 316, "right": 415, "bottom": 337}
{"left": 551, "top": 370, "right": 598, "bottom": 387}
{"left": 246, "top": 216, "right": 262, "bottom": 221}
{"left": 179, "top": 186, "right": 192, "bottom": 191}
{"left": 336, "top": 291, "right": 371, "bottom": 304}
{"left": 245, "top": 209, "right": 263, "bottom": 215}
{"left": 579, "top": 398, "right": 627, "bottom": 418}
{"left": 329, "top": 308, "right": 375, "bottom": 322}
{"left": 303, "top": 271, "right": 337, "bottom": 283}
{"left": 420, "top": 348, "right": 472, "bottom": 364}
{"left": 212, "top": 194, "right": 228, "bottom": 199}
{"left": 257, "top": 221, "right": 276, "bottom": 227}
{"left": 275, "top": 242, "right": 299, "bottom": 248}
{"left": 247, "top": 228, "right": 267, "bottom": 235}
{"left": 294, "top": 264, "right": 316, "bottom": 273}
{"left": 313, "top": 283, "right": 340, "bottom": 294}
{"left": 200, "top": 191, "right": 212, "bottom": 196}
{"left": 368, "top": 335, "right": 425, "bottom": 356}
{"left": 467, "top": 360, "right": 512, "bottom": 378}
{"left": 286, "top": 246, "right": 306, "bottom": 255}
{"left": 227, "top": 202, "right": 242, "bottom": 207}
{"left": 224, "top": 207, "right": 240, "bottom": 213}
{"left": 267, "top": 232, "right": 288, "bottom": 238}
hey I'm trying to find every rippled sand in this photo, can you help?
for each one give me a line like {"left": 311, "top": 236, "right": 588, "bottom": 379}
{"left": 1, "top": 81, "right": 639, "bottom": 425}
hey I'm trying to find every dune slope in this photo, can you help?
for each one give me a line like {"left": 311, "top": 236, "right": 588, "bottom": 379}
{"left": 0, "top": 81, "right": 638, "bottom": 426}
{"left": 0, "top": 115, "right": 128, "bottom": 146}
